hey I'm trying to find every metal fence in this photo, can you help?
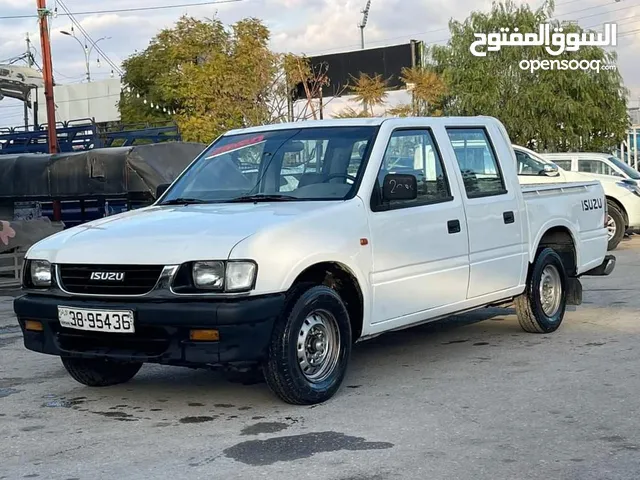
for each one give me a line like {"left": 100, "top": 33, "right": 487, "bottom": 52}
{"left": 619, "top": 125, "right": 640, "bottom": 169}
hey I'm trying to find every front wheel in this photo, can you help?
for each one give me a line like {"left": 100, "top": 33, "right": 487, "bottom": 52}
{"left": 61, "top": 357, "right": 143, "bottom": 387}
{"left": 263, "top": 285, "right": 352, "bottom": 405}
{"left": 515, "top": 248, "right": 568, "bottom": 334}
{"left": 606, "top": 203, "right": 625, "bottom": 251}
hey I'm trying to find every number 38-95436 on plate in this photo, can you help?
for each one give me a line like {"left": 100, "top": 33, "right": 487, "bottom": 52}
{"left": 57, "top": 306, "right": 135, "bottom": 333}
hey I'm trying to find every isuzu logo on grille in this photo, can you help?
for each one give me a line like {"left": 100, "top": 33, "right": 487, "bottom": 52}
{"left": 90, "top": 272, "right": 125, "bottom": 281}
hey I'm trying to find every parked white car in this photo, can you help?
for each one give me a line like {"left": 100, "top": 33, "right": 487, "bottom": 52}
{"left": 514, "top": 145, "right": 640, "bottom": 250}
{"left": 541, "top": 151, "right": 640, "bottom": 181}
{"left": 15, "top": 117, "right": 614, "bottom": 405}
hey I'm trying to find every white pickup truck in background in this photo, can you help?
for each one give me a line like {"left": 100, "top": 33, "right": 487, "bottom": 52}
{"left": 15, "top": 117, "right": 615, "bottom": 405}
{"left": 513, "top": 144, "right": 640, "bottom": 251}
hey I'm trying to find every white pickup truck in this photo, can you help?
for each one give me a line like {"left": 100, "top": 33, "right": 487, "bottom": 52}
{"left": 15, "top": 117, "right": 615, "bottom": 405}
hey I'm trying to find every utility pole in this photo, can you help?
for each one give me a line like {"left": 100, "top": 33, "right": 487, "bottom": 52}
{"left": 23, "top": 33, "right": 33, "bottom": 130}
{"left": 36, "top": 0, "right": 58, "bottom": 154}
{"left": 358, "top": 0, "right": 372, "bottom": 49}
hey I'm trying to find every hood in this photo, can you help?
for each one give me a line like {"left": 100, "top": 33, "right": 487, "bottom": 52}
{"left": 28, "top": 202, "right": 335, "bottom": 265}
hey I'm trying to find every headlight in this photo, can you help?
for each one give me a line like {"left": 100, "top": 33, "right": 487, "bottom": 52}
{"left": 617, "top": 179, "right": 640, "bottom": 197}
{"left": 189, "top": 260, "right": 257, "bottom": 292}
{"left": 29, "top": 260, "right": 52, "bottom": 287}
{"left": 193, "top": 261, "right": 225, "bottom": 290}
{"left": 226, "top": 261, "right": 257, "bottom": 292}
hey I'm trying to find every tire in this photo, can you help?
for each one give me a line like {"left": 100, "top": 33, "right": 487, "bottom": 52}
{"left": 606, "top": 202, "right": 625, "bottom": 251}
{"left": 514, "top": 247, "right": 568, "bottom": 334}
{"left": 61, "top": 357, "right": 143, "bottom": 387}
{"left": 263, "top": 284, "right": 352, "bottom": 405}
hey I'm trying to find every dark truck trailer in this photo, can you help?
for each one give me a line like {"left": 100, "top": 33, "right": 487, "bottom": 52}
{"left": 0, "top": 142, "right": 205, "bottom": 228}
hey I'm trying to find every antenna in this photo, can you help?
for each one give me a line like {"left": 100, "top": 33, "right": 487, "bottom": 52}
{"left": 358, "top": 0, "right": 372, "bottom": 49}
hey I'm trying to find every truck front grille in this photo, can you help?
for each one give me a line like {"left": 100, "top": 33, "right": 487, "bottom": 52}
{"left": 57, "top": 264, "right": 164, "bottom": 295}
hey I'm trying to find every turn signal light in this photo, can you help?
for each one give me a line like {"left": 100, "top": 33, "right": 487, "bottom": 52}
{"left": 24, "top": 320, "right": 44, "bottom": 332}
{"left": 189, "top": 329, "right": 220, "bottom": 341}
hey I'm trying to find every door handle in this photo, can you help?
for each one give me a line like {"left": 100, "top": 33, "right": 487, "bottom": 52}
{"left": 447, "top": 219, "right": 461, "bottom": 234}
{"left": 503, "top": 211, "right": 515, "bottom": 224}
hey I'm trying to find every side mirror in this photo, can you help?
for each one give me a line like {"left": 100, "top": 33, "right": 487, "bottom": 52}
{"left": 156, "top": 183, "right": 171, "bottom": 199}
{"left": 382, "top": 174, "right": 418, "bottom": 201}
{"left": 283, "top": 140, "right": 305, "bottom": 153}
{"left": 540, "top": 164, "right": 560, "bottom": 177}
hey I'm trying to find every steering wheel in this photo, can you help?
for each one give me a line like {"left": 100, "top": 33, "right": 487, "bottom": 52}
{"left": 321, "top": 173, "right": 357, "bottom": 183}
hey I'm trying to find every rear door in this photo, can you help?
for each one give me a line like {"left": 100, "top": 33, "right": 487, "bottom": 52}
{"left": 445, "top": 127, "right": 525, "bottom": 299}
{"left": 368, "top": 128, "right": 470, "bottom": 326}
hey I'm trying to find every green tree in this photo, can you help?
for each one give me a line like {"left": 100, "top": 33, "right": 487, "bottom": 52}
{"left": 119, "top": 16, "right": 284, "bottom": 143}
{"left": 430, "top": 0, "right": 629, "bottom": 151}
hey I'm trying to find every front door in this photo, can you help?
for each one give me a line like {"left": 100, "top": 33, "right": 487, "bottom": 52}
{"left": 368, "top": 128, "right": 470, "bottom": 326}
{"left": 446, "top": 127, "right": 525, "bottom": 299}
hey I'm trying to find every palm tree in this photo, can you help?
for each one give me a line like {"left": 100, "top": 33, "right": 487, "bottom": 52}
{"left": 332, "top": 106, "right": 371, "bottom": 118}
{"left": 349, "top": 73, "right": 389, "bottom": 116}
{"left": 400, "top": 67, "right": 447, "bottom": 116}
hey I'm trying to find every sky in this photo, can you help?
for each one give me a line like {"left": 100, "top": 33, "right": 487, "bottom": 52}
{"left": 1, "top": 0, "right": 639, "bottom": 128}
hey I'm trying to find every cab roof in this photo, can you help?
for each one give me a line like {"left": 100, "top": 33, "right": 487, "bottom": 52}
{"left": 224, "top": 116, "right": 504, "bottom": 136}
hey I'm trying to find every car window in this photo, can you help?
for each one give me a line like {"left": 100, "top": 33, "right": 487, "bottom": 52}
{"left": 515, "top": 150, "right": 547, "bottom": 175}
{"left": 161, "top": 126, "right": 377, "bottom": 203}
{"left": 552, "top": 159, "right": 572, "bottom": 170}
{"left": 372, "top": 129, "right": 451, "bottom": 210}
{"left": 447, "top": 128, "right": 506, "bottom": 197}
{"left": 607, "top": 156, "right": 640, "bottom": 180}
{"left": 277, "top": 139, "right": 366, "bottom": 192}
{"left": 578, "top": 159, "right": 620, "bottom": 177}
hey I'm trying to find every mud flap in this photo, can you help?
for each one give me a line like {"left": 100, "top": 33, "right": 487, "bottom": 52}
{"left": 566, "top": 277, "right": 583, "bottom": 306}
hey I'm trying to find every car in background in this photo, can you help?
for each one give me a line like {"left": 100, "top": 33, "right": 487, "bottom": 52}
{"left": 540, "top": 152, "right": 640, "bottom": 182}
{"left": 513, "top": 145, "right": 640, "bottom": 251}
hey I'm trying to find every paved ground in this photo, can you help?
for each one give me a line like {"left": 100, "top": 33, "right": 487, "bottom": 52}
{"left": 1, "top": 238, "right": 639, "bottom": 480}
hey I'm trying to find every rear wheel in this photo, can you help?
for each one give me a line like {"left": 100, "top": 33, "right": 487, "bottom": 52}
{"left": 606, "top": 202, "right": 625, "bottom": 251}
{"left": 61, "top": 357, "right": 142, "bottom": 387}
{"left": 515, "top": 248, "right": 568, "bottom": 334}
{"left": 263, "top": 285, "right": 352, "bottom": 405}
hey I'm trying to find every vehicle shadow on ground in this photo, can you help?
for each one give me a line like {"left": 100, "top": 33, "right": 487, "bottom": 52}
{"left": 88, "top": 307, "right": 522, "bottom": 406}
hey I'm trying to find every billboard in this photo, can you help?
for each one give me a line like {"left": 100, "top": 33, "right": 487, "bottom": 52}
{"left": 292, "top": 41, "right": 422, "bottom": 101}
{"left": 36, "top": 78, "right": 122, "bottom": 124}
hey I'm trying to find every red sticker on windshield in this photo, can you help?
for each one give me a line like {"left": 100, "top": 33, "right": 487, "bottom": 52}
{"left": 208, "top": 134, "right": 265, "bottom": 157}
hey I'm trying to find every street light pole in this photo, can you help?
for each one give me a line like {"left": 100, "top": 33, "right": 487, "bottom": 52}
{"left": 358, "top": 0, "right": 372, "bottom": 49}
{"left": 60, "top": 29, "right": 110, "bottom": 82}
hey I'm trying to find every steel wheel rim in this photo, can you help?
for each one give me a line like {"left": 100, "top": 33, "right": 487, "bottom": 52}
{"left": 539, "top": 264, "right": 562, "bottom": 318}
{"left": 296, "top": 309, "right": 341, "bottom": 383}
{"left": 606, "top": 214, "right": 616, "bottom": 240}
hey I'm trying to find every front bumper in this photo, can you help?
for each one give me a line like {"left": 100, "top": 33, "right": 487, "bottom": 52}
{"left": 13, "top": 293, "right": 285, "bottom": 367}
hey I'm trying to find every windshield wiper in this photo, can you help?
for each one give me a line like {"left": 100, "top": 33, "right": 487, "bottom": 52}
{"left": 227, "top": 194, "right": 298, "bottom": 203}
{"left": 160, "top": 198, "right": 208, "bottom": 205}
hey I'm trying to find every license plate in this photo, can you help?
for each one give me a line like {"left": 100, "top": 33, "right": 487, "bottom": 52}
{"left": 58, "top": 306, "right": 135, "bottom": 333}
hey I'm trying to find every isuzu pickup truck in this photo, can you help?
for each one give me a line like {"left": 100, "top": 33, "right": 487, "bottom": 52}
{"left": 14, "top": 117, "right": 615, "bottom": 405}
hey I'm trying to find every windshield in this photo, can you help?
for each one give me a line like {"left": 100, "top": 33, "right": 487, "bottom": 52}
{"left": 160, "top": 126, "right": 378, "bottom": 204}
{"left": 608, "top": 156, "right": 640, "bottom": 180}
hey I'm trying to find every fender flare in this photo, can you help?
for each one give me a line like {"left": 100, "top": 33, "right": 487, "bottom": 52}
{"left": 529, "top": 219, "right": 579, "bottom": 267}
{"left": 281, "top": 253, "right": 372, "bottom": 336}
